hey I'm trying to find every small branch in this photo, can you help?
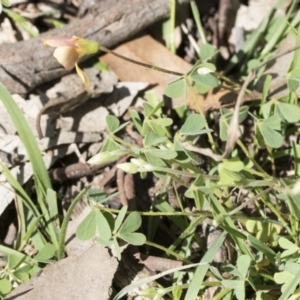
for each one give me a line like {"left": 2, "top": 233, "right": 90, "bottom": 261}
{"left": 99, "top": 45, "right": 184, "bottom": 77}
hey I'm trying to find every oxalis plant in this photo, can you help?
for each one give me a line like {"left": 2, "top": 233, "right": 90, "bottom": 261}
{"left": 1, "top": 2, "right": 300, "bottom": 299}
{"left": 46, "top": 34, "right": 300, "bottom": 300}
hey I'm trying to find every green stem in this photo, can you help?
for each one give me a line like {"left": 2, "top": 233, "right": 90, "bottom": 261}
{"left": 57, "top": 186, "right": 89, "bottom": 260}
{"left": 260, "top": 190, "right": 293, "bottom": 237}
{"left": 145, "top": 240, "right": 192, "bottom": 264}
{"left": 97, "top": 205, "right": 212, "bottom": 218}
{"left": 169, "top": 0, "right": 176, "bottom": 53}
{"left": 111, "top": 134, "right": 140, "bottom": 149}
{"left": 236, "top": 139, "right": 271, "bottom": 178}
{"left": 190, "top": 0, "right": 207, "bottom": 44}
{"left": 185, "top": 78, "right": 217, "bottom": 151}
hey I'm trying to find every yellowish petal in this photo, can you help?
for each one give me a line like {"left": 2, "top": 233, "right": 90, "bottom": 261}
{"left": 44, "top": 37, "right": 77, "bottom": 48}
{"left": 75, "top": 63, "right": 90, "bottom": 87}
{"left": 53, "top": 46, "right": 81, "bottom": 70}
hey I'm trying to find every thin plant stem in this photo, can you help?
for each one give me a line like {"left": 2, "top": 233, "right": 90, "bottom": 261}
{"left": 145, "top": 240, "right": 192, "bottom": 264}
{"left": 169, "top": 0, "right": 176, "bottom": 53}
{"left": 111, "top": 134, "right": 141, "bottom": 149}
{"left": 99, "top": 45, "right": 183, "bottom": 77}
{"left": 98, "top": 205, "right": 212, "bottom": 218}
{"left": 190, "top": 0, "right": 207, "bottom": 44}
{"left": 57, "top": 186, "right": 90, "bottom": 259}
{"left": 236, "top": 139, "right": 271, "bottom": 178}
{"left": 260, "top": 192, "right": 293, "bottom": 238}
{"left": 185, "top": 78, "right": 217, "bottom": 151}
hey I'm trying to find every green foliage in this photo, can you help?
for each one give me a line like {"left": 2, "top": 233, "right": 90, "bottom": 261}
{"left": 179, "top": 113, "right": 207, "bottom": 135}
{"left": 3, "top": 8, "right": 39, "bottom": 37}
{"left": 75, "top": 201, "right": 146, "bottom": 260}
{"left": 164, "top": 62, "right": 220, "bottom": 98}
{"left": 0, "top": 84, "right": 61, "bottom": 297}
{"left": 2, "top": 2, "right": 300, "bottom": 298}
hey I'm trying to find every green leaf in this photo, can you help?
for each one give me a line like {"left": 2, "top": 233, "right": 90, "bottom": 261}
{"left": 8, "top": 254, "right": 24, "bottom": 269}
{"left": 237, "top": 255, "right": 251, "bottom": 278}
{"left": 13, "top": 270, "right": 30, "bottom": 282}
{"left": 95, "top": 210, "right": 112, "bottom": 241}
{"left": 143, "top": 103, "right": 154, "bottom": 118}
{"left": 180, "top": 113, "right": 206, "bottom": 135}
{"left": 149, "top": 118, "right": 173, "bottom": 127}
{"left": 96, "top": 237, "right": 114, "bottom": 247}
{"left": 261, "top": 100, "right": 274, "bottom": 119}
{"left": 194, "top": 82, "right": 210, "bottom": 94}
{"left": 164, "top": 77, "right": 186, "bottom": 98}
{"left": 113, "top": 238, "right": 121, "bottom": 260}
{"left": 245, "top": 220, "right": 281, "bottom": 245}
{"left": 101, "top": 138, "right": 122, "bottom": 152}
{"left": 0, "top": 278, "right": 11, "bottom": 295}
{"left": 106, "top": 115, "right": 120, "bottom": 133}
{"left": 292, "top": 141, "right": 300, "bottom": 177}
{"left": 146, "top": 101, "right": 164, "bottom": 118}
{"left": 144, "top": 131, "right": 168, "bottom": 146}
{"left": 88, "top": 149, "right": 128, "bottom": 165}
{"left": 289, "top": 66, "right": 300, "bottom": 80}
{"left": 145, "top": 91, "right": 162, "bottom": 116}
{"left": 261, "top": 74, "right": 272, "bottom": 103}
{"left": 276, "top": 102, "right": 300, "bottom": 123}
{"left": 235, "top": 281, "right": 246, "bottom": 300}
{"left": 190, "top": 72, "right": 219, "bottom": 87}
{"left": 76, "top": 210, "right": 97, "bottom": 240}
{"left": 129, "top": 110, "right": 143, "bottom": 135}
{"left": 0, "top": 83, "right": 51, "bottom": 192}
{"left": 145, "top": 149, "right": 177, "bottom": 160}
{"left": 218, "top": 167, "right": 243, "bottom": 185}
{"left": 145, "top": 151, "right": 167, "bottom": 168}
{"left": 173, "top": 139, "right": 191, "bottom": 163}
{"left": 3, "top": 8, "right": 38, "bottom": 37}
{"left": 274, "top": 270, "right": 296, "bottom": 293}
{"left": 222, "top": 279, "right": 239, "bottom": 289}
{"left": 218, "top": 159, "right": 244, "bottom": 185}
{"left": 287, "top": 76, "right": 299, "bottom": 92}
{"left": 279, "top": 237, "right": 299, "bottom": 257}
{"left": 277, "top": 268, "right": 300, "bottom": 300}
{"left": 172, "top": 285, "right": 183, "bottom": 300}
{"left": 114, "top": 206, "right": 128, "bottom": 233}
{"left": 199, "top": 43, "right": 217, "bottom": 61}
{"left": 34, "top": 243, "right": 56, "bottom": 261}
{"left": 195, "top": 62, "right": 216, "bottom": 73}
{"left": 184, "top": 232, "right": 226, "bottom": 300}
{"left": 118, "top": 232, "right": 146, "bottom": 245}
{"left": 260, "top": 125, "right": 283, "bottom": 149}
{"left": 119, "top": 212, "right": 142, "bottom": 234}
{"left": 246, "top": 233, "right": 276, "bottom": 265}
{"left": 117, "top": 162, "right": 139, "bottom": 174}
{"left": 222, "top": 158, "right": 244, "bottom": 172}
{"left": 2, "top": 0, "right": 10, "bottom": 7}
{"left": 262, "top": 114, "right": 281, "bottom": 130}
{"left": 87, "top": 189, "right": 107, "bottom": 203}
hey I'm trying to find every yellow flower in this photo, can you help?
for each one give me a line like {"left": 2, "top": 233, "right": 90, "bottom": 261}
{"left": 43, "top": 36, "right": 99, "bottom": 86}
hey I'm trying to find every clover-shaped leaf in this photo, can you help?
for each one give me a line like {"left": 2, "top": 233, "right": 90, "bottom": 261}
{"left": 245, "top": 220, "right": 281, "bottom": 246}
{"left": 276, "top": 102, "right": 300, "bottom": 123}
{"left": 34, "top": 243, "right": 56, "bottom": 262}
{"left": 180, "top": 113, "right": 207, "bottom": 135}
{"left": 279, "top": 237, "right": 300, "bottom": 258}
{"left": 274, "top": 270, "right": 295, "bottom": 293}
{"left": 164, "top": 77, "right": 186, "bottom": 98}
{"left": 118, "top": 211, "right": 146, "bottom": 246}
{"left": 76, "top": 209, "right": 112, "bottom": 241}
{"left": 256, "top": 114, "right": 283, "bottom": 149}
